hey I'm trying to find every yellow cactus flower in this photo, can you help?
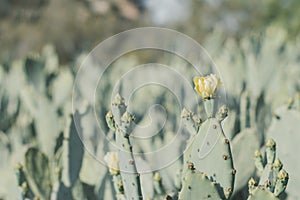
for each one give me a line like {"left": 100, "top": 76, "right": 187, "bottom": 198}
{"left": 104, "top": 152, "right": 119, "bottom": 175}
{"left": 194, "top": 74, "right": 222, "bottom": 99}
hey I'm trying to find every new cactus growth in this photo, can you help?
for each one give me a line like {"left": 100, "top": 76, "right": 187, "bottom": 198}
{"left": 265, "top": 139, "right": 276, "bottom": 165}
{"left": 248, "top": 139, "right": 289, "bottom": 199}
{"left": 274, "top": 169, "right": 289, "bottom": 196}
{"left": 267, "top": 103, "right": 300, "bottom": 199}
{"left": 180, "top": 108, "right": 201, "bottom": 135}
{"left": 216, "top": 105, "right": 229, "bottom": 122}
{"left": 254, "top": 150, "right": 264, "bottom": 172}
{"left": 106, "top": 94, "right": 143, "bottom": 200}
{"left": 248, "top": 178, "right": 256, "bottom": 195}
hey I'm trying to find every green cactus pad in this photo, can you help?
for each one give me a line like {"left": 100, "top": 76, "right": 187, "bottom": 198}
{"left": 24, "top": 56, "right": 46, "bottom": 93}
{"left": 61, "top": 112, "right": 84, "bottom": 188}
{"left": 116, "top": 128, "right": 143, "bottom": 200}
{"left": 179, "top": 169, "right": 221, "bottom": 200}
{"left": 49, "top": 68, "right": 73, "bottom": 108}
{"left": 274, "top": 169, "right": 289, "bottom": 196}
{"left": 248, "top": 138, "right": 289, "bottom": 199}
{"left": 188, "top": 118, "right": 235, "bottom": 199}
{"left": 24, "top": 147, "right": 51, "bottom": 200}
{"left": 232, "top": 128, "right": 259, "bottom": 192}
{"left": 181, "top": 108, "right": 201, "bottom": 135}
{"left": 247, "top": 187, "right": 279, "bottom": 200}
{"left": 20, "top": 87, "right": 61, "bottom": 156}
{"left": 267, "top": 106, "right": 300, "bottom": 198}
{"left": 258, "top": 164, "right": 274, "bottom": 189}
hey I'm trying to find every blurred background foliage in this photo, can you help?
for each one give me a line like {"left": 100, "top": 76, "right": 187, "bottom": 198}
{"left": 0, "top": 0, "right": 299, "bottom": 63}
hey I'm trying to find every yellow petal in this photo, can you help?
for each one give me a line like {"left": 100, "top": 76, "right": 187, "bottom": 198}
{"left": 193, "top": 77, "right": 202, "bottom": 94}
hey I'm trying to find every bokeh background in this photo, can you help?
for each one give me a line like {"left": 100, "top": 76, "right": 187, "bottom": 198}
{"left": 1, "top": 0, "right": 299, "bottom": 62}
{"left": 0, "top": 0, "right": 300, "bottom": 200}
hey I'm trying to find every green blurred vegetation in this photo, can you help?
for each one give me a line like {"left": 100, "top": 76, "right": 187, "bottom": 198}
{"left": 0, "top": 0, "right": 299, "bottom": 63}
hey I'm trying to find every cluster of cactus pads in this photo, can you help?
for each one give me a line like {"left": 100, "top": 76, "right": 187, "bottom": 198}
{"left": 100, "top": 71, "right": 296, "bottom": 200}
{"left": 104, "top": 88, "right": 290, "bottom": 199}
{"left": 106, "top": 94, "right": 143, "bottom": 200}
{"left": 0, "top": 25, "right": 299, "bottom": 200}
{"left": 14, "top": 112, "right": 85, "bottom": 200}
{"left": 179, "top": 102, "right": 235, "bottom": 199}
{"left": 249, "top": 139, "right": 288, "bottom": 200}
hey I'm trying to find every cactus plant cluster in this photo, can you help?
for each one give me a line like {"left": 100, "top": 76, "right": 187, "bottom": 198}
{"left": 179, "top": 104, "right": 235, "bottom": 199}
{"left": 178, "top": 75, "right": 235, "bottom": 199}
{"left": 0, "top": 25, "right": 299, "bottom": 200}
{"left": 248, "top": 139, "right": 289, "bottom": 200}
{"left": 106, "top": 94, "right": 143, "bottom": 200}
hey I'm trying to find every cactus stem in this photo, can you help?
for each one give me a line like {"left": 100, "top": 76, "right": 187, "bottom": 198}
{"left": 204, "top": 99, "right": 215, "bottom": 118}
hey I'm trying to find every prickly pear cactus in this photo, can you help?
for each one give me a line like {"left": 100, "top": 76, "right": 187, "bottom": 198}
{"left": 184, "top": 105, "right": 235, "bottom": 199}
{"left": 266, "top": 99, "right": 300, "bottom": 199}
{"left": 181, "top": 74, "right": 235, "bottom": 199}
{"left": 0, "top": 27, "right": 298, "bottom": 200}
{"left": 61, "top": 112, "right": 84, "bottom": 189}
{"left": 106, "top": 94, "right": 143, "bottom": 200}
{"left": 24, "top": 147, "right": 52, "bottom": 200}
{"left": 179, "top": 165, "right": 221, "bottom": 200}
{"left": 52, "top": 111, "right": 84, "bottom": 200}
{"left": 248, "top": 139, "right": 289, "bottom": 199}
{"left": 231, "top": 128, "right": 259, "bottom": 192}
{"left": 247, "top": 185, "right": 279, "bottom": 200}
